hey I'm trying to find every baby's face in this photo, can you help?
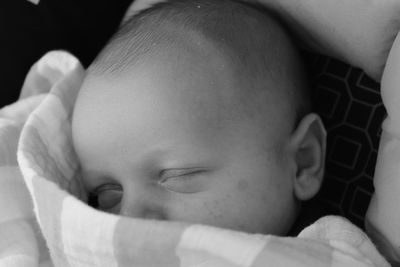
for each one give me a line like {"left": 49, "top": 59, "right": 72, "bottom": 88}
{"left": 72, "top": 48, "right": 300, "bottom": 235}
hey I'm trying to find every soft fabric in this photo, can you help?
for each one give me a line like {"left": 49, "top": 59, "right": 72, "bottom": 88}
{"left": 0, "top": 51, "right": 78, "bottom": 267}
{"left": 0, "top": 52, "right": 387, "bottom": 266}
{"left": 366, "top": 31, "right": 400, "bottom": 266}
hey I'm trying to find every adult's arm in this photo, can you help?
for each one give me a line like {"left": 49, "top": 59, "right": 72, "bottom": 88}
{"left": 253, "top": 0, "right": 400, "bottom": 82}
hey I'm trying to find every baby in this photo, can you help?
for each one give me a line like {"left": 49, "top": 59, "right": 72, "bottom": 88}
{"left": 71, "top": 0, "right": 326, "bottom": 236}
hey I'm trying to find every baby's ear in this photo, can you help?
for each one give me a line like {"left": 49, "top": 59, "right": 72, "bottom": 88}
{"left": 288, "top": 113, "right": 326, "bottom": 201}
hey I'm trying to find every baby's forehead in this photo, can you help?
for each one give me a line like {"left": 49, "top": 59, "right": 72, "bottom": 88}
{"left": 84, "top": 22, "right": 298, "bottom": 128}
{"left": 79, "top": 73, "right": 288, "bottom": 157}
{"left": 88, "top": 52, "right": 239, "bottom": 113}
{"left": 90, "top": 34, "right": 245, "bottom": 98}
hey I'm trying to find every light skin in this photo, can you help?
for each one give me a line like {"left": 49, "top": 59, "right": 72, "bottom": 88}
{"left": 72, "top": 41, "right": 326, "bottom": 235}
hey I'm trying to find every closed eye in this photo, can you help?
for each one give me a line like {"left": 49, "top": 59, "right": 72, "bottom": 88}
{"left": 90, "top": 184, "right": 123, "bottom": 212}
{"left": 159, "top": 168, "right": 206, "bottom": 180}
{"left": 158, "top": 168, "right": 208, "bottom": 193}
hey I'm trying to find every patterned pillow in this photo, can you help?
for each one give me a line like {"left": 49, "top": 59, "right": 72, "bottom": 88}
{"left": 308, "top": 53, "right": 385, "bottom": 229}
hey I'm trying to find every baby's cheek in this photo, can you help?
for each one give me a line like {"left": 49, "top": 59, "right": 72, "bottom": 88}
{"left": 199, "top": 190, "right": 252, "bottom": 231}
{"left": 202, "top": 195, "right": 232, "bottom": 222}
{"left": 166, "top": 192, "right": 230, "bottom": 227}
{"left": 166, "top": 182, "right": 256, "bottom": 231}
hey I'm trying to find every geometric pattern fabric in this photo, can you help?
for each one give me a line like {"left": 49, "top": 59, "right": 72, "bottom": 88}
{"left": 309, "top": 54, "right": 385, "bottom": 228}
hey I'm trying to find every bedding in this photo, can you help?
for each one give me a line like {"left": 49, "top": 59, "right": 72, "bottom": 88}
{"left": 0, "top": 50, "right": 390, "bottom": 267}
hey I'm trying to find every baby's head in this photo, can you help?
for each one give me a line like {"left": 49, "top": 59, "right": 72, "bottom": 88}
{"left": 72, "top": 0, "right": 326, "bottom": 236}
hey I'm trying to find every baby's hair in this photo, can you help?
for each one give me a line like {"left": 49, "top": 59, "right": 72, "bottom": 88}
{"left": 89, "top": 0, "right": 311, "bottom": 126}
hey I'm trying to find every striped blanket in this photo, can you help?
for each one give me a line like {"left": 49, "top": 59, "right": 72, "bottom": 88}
{"left": 0, "top": 51, "right": 389, "bottom": 267}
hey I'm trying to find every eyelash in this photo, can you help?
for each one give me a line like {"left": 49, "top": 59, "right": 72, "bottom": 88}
{"left": 159, "top": 169, "right": 204, "bottom": 182}
{"left": 93, "top": 184, "right": 122, "bottom": 194}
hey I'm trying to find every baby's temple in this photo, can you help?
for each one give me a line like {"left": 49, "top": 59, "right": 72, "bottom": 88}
{"left": 2, "top": 0, "right": 400, "bottom": 266}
